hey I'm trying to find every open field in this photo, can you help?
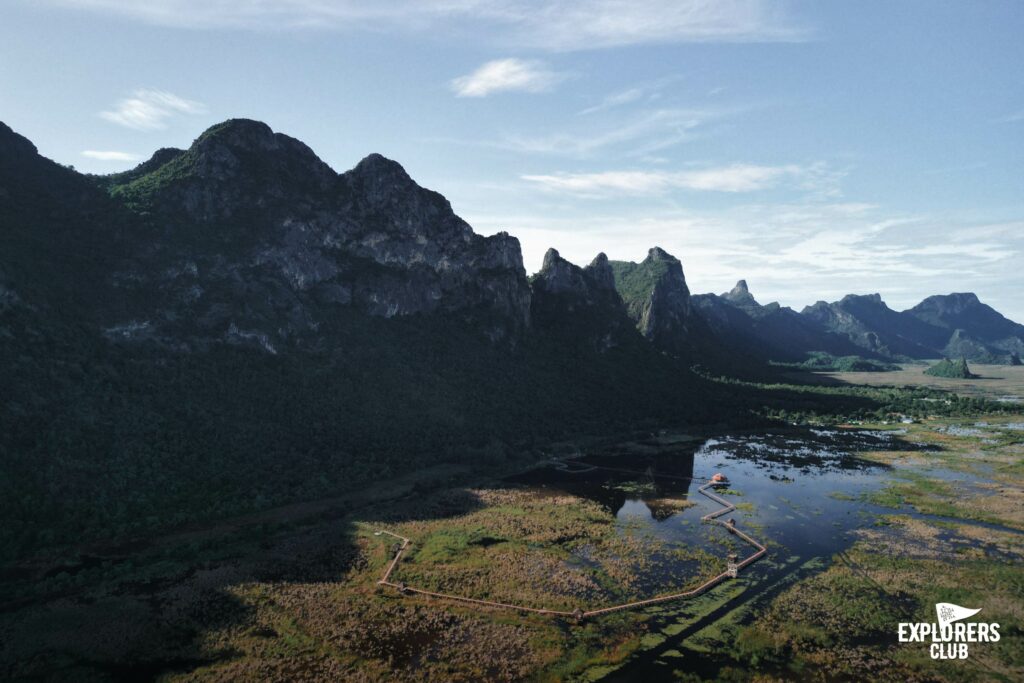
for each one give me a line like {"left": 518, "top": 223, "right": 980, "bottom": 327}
{"left": 816, "top": 363, "right": 1024, "bottom": 402}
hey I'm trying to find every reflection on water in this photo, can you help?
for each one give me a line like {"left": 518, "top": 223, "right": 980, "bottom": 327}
{"left": 509, "top": 427, "right": 937, "bottom": 681}
{"left": 513, "top": 428, "right": 909, "bottom": 563}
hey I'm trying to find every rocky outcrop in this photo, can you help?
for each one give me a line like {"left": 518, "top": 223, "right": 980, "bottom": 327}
{"left": 530, "top": 249, "right": 634, "bottom": 351}
{"left": 61, "top": 119, "right": 534, "bottom": 349}
{"left": 610, "top": 247, "right": 693, "bottom": 352}
{"left": 721, "top": 279, "right": 760, "bottom": 311}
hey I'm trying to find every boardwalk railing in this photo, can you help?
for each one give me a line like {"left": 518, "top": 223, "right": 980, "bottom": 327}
{"left": 375, "top": 474, "right": 766, "bottom": 621}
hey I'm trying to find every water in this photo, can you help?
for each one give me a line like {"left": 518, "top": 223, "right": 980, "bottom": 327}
{"left": 508, "top": 426, "right": 941, "bottom": 680}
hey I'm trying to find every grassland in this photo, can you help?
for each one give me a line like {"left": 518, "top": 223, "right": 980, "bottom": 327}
{"left": 150, "top": 485, "right": 731, "bottom": 682}
{"left": 732, "top": 516, "right": 1023, "bottom": 682}
{"left": 819, "top": 363, "right": 1024, "bottom": 402}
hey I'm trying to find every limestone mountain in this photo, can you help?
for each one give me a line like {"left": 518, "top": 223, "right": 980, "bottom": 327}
{"left": 907, "top": 293, "right": 1024, "bottom": 361}
{"left": 609, "top": 247, "right": 694, "bottom": 352}
{"left": 802, "top": 292, "right": 1024, "bottom": 362}
{"left": 2, "top": 119, "right": 736, "bottom": 562}
{"left": 721, "top": 279, "right": 760, "bottom": 311}
{"left": 76, "top": 119, "right": 531, "bottom": 349}
{"left": 924, "top": 357, "right": 977, "bottom": 379}
{"left": 692, "top": 281, "right": 870, "bottom": 363}
{"left": 530, "top": 249, "right": 636, "bottom": 351}
{"left": 801, "top": 294, "right": 940, "bottom": 360}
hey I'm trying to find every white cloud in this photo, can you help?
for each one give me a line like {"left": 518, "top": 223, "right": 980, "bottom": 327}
{"left": 47, "top": 1, "right": 809, "bottom": 50}
{"left": 81, "top": 150, "right": 142, "bottom": 161}
{"left": 522, "top": 164, "right": 809, "bottom": 195}
{"left": 579, "top": 88, "right": 647, "bottom": 116}
{"left": 451, "top": 58, "right": 565, "bottom": 97}
{"left": 100, "top": 89, "right": 206, "bottom": 130}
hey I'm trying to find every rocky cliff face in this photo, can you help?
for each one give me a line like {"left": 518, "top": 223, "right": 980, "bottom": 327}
{"left": 530, "top": 249, "right": 634, "bottom": 351}
{"left": 609, "top": 247, "right": 693, "bottom": 352}
{"left": 8, "top": 119, "right": 532, "bottom": 350}
{"left": 721, "top": 279, "right": 762, "bottom": 311}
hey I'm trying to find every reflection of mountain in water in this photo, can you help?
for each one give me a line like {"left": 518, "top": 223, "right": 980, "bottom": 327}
{"left": 509, "top": 449, "right": 696, "bottom": 516}
{"left": 511, "top": 427, "right": 927, "bottom": 514}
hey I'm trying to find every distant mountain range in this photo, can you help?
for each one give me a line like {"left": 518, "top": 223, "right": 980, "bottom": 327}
{"left": 695, "top": 284, "right": 1023, "bottom": 365}
{"left": 3, "top": 118, "right": 1020, "bottom": 367}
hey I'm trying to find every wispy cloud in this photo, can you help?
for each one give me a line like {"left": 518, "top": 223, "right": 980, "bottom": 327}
{"left": 48, "top": 1, "right": 810, "bottom": 50}
{"left": 494, "top": 107, "right": 712, "bottom": 157}
{"left": 578, "top": 76, "right": 681, "bottom": 115}
{"left": 464, "top": 202, "right": 1021, "bottom": 319}
{"left": 522, "top": 163, "right": 838, "bottom": 196}
{"left": 100, "top": 89, "right": 206, "bottom": 130}
{"left": 451, "top": 58, "right": 565, "bottom": 97}
{"left": 81, "top": 150, "right": 142, "bottom": 161}
{"left": 993, "top": 109, "right": 1024, "bottom": 123}
{"left": 510, "top": 0, "right": 809, "bottom": 50}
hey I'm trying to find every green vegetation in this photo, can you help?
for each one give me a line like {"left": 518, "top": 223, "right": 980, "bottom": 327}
{"left": 772, "top": 351, "right": 900, "bottom": 372}
{"left": 925, "top": 357, "right": 977, "bottom": 378}
{"left": 697, "top": 369, "right": 1007, "bottom": 424}
{"left": 733, "top": 519, "right": 1024, "bottom": 682}
{"left": 0, "top": 305, "right": 742, "bottom": 562}
{"left": 609, "top": 258, "right": 670, "bottom": 315}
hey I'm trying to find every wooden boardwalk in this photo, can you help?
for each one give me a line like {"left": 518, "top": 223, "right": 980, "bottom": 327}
{"left": 375, "top": 473, "right": 767, "bottom": 621}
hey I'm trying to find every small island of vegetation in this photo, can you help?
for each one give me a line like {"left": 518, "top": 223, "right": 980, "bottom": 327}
{"left": 773, "top": 351, "right": 900, "bottom": 373}
{"left": 924, "top": 357, "right": 977, "bottom": 379}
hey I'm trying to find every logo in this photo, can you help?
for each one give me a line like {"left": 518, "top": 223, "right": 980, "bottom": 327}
{"left": 898, "top": 603, "right": 1000, "bottom": 660}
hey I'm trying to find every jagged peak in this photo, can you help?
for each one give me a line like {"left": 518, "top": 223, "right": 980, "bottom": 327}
{"left": 586, "top": 252, "right": 616, "bottom": 291}
{"left": 343, "top": 152, "right": 433, "bottom": 205}
{"left": 535, "top": 248, "right": 605, "bottom": 296}
{"left": 644, "top": 246, "right": 678, "bottom": 264}
{"left": 541, "top": 248, "right": 564, "bottom": 272}
{"left": 352, "top": 152, "right": 410, "bottom": 179}
{"left": 723, "top": 279, "right": 759, "bottom": 307}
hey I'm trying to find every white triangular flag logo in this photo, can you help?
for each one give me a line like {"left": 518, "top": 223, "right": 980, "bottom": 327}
{"left": 936, "top": 602, "right": 981, "bottom": 628}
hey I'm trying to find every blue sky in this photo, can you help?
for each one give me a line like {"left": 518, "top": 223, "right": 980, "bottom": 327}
{"left": 3, "top": 1, "right": 1023, "bottom": 319}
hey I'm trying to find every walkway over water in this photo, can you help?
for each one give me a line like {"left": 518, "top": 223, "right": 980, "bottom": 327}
{"left": 374, "top": 471, "right": 767, "bottom": 620}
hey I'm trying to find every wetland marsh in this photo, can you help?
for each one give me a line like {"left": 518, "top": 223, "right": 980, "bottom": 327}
{"left": 2, "top": 415, "right": 1021, "bottom": 682}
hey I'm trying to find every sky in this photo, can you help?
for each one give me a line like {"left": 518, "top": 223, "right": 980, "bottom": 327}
{"left": 2, "top": 0, "right": 1023, "bottom": 320}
